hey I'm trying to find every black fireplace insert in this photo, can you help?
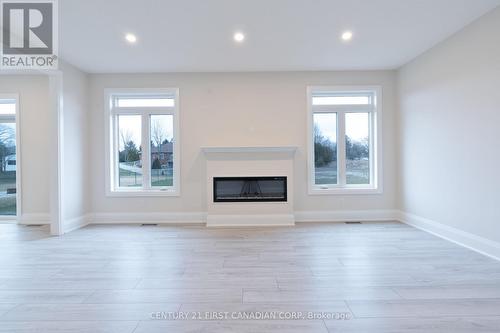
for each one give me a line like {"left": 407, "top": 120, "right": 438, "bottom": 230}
{"left": 213, "top": 177, "right": 287, "bottom": 202}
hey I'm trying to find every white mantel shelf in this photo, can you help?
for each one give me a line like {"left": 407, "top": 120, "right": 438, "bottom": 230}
{"left": 202, "top": 146, "right": 297, "bottom": 154}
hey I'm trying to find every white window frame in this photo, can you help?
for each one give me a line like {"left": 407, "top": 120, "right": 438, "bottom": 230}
{"left": 0, "top": 94, "right": 22, "bottom": 220}
{"left": 105, "top": 88, "right": 180, "bottom": 197}
{"left": 307, "top": 86, "right": 382, "bottom": 195}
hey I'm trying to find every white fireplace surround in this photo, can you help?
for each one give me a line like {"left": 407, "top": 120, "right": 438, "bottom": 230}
{"left": 203, "top": 146, "right": 297, "bottom": 227}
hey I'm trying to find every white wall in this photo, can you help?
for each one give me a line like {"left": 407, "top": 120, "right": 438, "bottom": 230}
{"left": 0, "top": 75, "right": 51, "bottom": 223}
{"left": 398, "top": 7, "right": 500, "bottom": 244}
{"left": 60, "top": 62, "right": 90, "bottom": 231}
{"left": 0, "top": 64, "right": 89, "bottom": 232}
{"left": 89, "top": 71, "right": 397, "bottom": 221}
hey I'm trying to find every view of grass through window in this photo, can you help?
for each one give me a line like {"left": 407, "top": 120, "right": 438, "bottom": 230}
{"left": 150, "top": 115, "right": 173, "bottom": 187}
{"left": 118, "top": 115, "right": 142, "bottom": 187}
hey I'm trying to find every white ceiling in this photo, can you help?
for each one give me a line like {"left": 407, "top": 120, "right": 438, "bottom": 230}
{"left": 59, "top": 0, "right": 500, "bottom": 73}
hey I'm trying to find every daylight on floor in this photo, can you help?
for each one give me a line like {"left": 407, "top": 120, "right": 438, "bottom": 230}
{"left": 0, "top": 0, "right": 499, "bottom": 332}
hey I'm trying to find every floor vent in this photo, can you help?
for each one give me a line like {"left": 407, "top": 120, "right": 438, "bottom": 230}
{"left": 345, "top": 221, "right": 362, "bottom": 224}
{"left": 25, "top": 224, "right": 43, "bottom": 227}
{"left": 141, "top": 223, "right": 158, "bottom": 227}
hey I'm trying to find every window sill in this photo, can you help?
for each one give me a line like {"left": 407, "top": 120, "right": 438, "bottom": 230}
{"left": 308, "top": 186, "right": 382, "bottom": 195}
{"left": 106, "top": 189, "right": 180, "bottom": 197}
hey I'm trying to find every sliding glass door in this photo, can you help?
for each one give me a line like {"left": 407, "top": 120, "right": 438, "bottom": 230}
{"left": 0, "top": 98, "right": 18, "bottom": 216}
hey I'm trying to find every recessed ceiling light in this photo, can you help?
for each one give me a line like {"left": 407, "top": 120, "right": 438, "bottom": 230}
{"left": 234, "top": 32, "right": 245, "bottom": 43}
{"left": 125, "top": 33, "right": 137, "bottom": 44}
{"left": 341, "top": 31, "right": 353, "bottom": 41}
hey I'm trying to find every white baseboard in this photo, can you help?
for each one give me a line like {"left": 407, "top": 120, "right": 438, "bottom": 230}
{"left": 89, "top": 212, "right": 206, "bottom": 224}
{"left": 19, "top": 213, "right": 50, "bottom": 225}
{"left": 86, "top": 210, "right": 398, "bottom": 227}
{"left": 295, "top": 209, "right": 399, "bottom": 223}
{"left": 397, "top": 211, "right": 500, "bottom": 261}
{"left": 206, "top": 214, "right": 295, "bottom": 227}
{"left": 62, "top": 214, "right": 90, "bottom": 234}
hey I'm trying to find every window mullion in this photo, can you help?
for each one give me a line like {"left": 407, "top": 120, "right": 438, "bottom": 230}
{"left": 337, "top": 111, "right": 346, "bottom": 186}
{"left": 142, "top": 113, "right": 151, "bottom": 190}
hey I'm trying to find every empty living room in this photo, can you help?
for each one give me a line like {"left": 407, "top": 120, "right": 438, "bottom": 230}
{"left": 0, "top": 0, "right": 500, "bottom": 332}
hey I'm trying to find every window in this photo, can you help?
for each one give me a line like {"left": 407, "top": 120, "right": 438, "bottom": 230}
{"left": 106, "top": 89, "right": 179, "bottom": 196}
{"left": 313, "top": 113, "right": 338, "bottom": 185}
{"left": 117, "top": 115, "right": 142, "bottom": 188}
{"left": 307, "top": 87, "right": 381, "bottom": 194}
{"left": 150, "top": 114, "right": 174, "bottom": 188}
{"left": 0, "top": 99, "right": 16, "bottom": 115}
{"left": 0, "top": 95, "right": 19, "bottom": 216}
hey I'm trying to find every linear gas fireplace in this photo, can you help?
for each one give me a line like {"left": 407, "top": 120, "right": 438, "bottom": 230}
{"left": 213, "top": 176, "right": 287, "bottom": 202}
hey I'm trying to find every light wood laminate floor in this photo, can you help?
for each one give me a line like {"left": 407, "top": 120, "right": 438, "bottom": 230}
{"left": 0, "top": 221, "right": 499, "bottom": 332}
